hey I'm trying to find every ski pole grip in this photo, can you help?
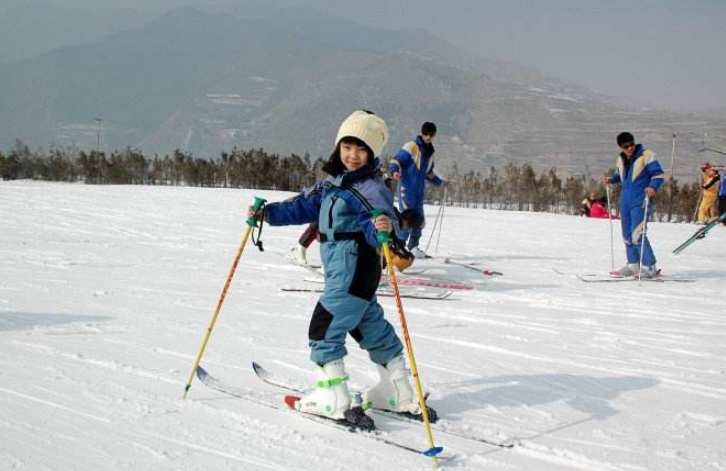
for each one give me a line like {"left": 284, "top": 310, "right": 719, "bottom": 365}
{"left": 371, "top": 209, "right": 390, "bottom": 243}
{"left": 246, "top": 196, "right": 267, "bottom": 227}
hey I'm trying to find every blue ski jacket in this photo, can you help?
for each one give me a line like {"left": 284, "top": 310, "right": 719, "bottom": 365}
{"left": 265, "top": 158, "right": 399, "bottom": 249}
{"left": 609, "top": 144, "right": 665, "bottom": 208}
{"left": 390, "top": 135, "right": 443, "bottom": 210}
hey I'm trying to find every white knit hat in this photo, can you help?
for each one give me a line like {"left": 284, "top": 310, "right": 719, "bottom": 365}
{"left": 335, "top": 110, "right": 389, "bottom": 157}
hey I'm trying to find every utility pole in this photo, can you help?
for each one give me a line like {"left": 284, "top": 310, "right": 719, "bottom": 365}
{"left": 94, "top": 118, "right": 103, "bottom": 154}
{"left": 668, "top": 133, "right": 676, "bottom": 222}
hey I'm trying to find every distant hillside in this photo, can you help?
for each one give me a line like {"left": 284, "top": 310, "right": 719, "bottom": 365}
{"left": 0, "top": 6, "right": 723, "bottom": 179}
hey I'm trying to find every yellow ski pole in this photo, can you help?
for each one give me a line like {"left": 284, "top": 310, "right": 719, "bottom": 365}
{"left": 373, "top": 210, "right": 442, "bottom": 467}
{"left": 182, "top": 196, "right": 266, "bottom": 399}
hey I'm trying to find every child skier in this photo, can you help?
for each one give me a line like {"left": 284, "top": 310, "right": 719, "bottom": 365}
{"left": 247, "top": 110, "right": 430, "bottom": 424}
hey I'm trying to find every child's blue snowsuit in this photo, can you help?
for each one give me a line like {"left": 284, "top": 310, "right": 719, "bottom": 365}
{"left": 609, "top": 144, "right": 665, "bottom": 266}
{"left": 390, "top": 136, "right": 443, "bottom": 248}
{"left": 265, "top": 159, "right": 404, "bottom": 366}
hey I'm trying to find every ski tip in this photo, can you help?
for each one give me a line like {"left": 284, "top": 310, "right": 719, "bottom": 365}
{"left": 252, "top": 361, "right": 268, "bottom": 378}
{"left": 423, "top": 446, "right": 444, "bottom": 457}
{"left": 284, "top": 395, "right": 300, "bottom": 410}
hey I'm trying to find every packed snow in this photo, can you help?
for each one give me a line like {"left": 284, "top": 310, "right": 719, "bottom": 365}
{"left": 1, "top": 181, "right": 724, "bottom": 470}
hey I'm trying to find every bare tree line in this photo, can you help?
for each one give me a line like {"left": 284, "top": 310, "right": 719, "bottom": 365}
{"left": 0, "top": 140, "right": 703, "bottom": 222}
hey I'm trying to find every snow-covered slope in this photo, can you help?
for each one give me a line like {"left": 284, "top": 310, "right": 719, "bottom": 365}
{"left": 1, "top": 181, "right": 724, "bottom": 470}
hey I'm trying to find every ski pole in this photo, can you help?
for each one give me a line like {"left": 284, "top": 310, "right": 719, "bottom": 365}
{"left": 692, "top": 192, "right": 703, "bottom": 223}
{"left": 434, "top": 186, "right": 446, "bottom": 255}
{"left": 424, "top": 196, "right": 445, "bottom": 255}
{"left": 637, "top": 196, "right": 650, "bottom": 282}
{"left": 606, "top": 185, "right": 615, "bottom": 273}
{"left": 182, "top": 196, "right": 266, "bottom": 399}
{"left": 373, "top": 210, "right": 442, "bottom": 466}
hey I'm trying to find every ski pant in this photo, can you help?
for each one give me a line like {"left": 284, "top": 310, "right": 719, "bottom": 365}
{"left": 698, "top": 194, "right": 719, "bottom": 223}
{"left": 308, "top": 238, "right": 403, "bottom": 365}
{"left": 298, "top": 223, "right": 319, "bottom": 248}
{"left": 720, "top": 197, "right": 726, "bottom": 226}
{"left": 620, "top": 201, "right": 656, "bottom": 266}
{"left": 396, "top": 204, "right": 424, "bottom": 250}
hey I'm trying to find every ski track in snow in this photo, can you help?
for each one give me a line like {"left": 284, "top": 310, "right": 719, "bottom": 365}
{"left": 1, "top": 181, "right": 725, "bottom": 470}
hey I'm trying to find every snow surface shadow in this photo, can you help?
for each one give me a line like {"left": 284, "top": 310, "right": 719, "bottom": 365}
{"left": 0, "top": 312, "right": 112, "bottom": 332}
{"left": 440, "top": 374, "right": 658, "bottom": 420}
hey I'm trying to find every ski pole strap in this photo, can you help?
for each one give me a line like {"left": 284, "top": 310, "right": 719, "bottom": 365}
{"left": 247, "top": 196, "right": 267, "bottom": 252}
{"left": 371, "top": 209, "right": 391, "bottom": 243}
{"left": 317, "top": 375, "right": 348, "bottom": 388}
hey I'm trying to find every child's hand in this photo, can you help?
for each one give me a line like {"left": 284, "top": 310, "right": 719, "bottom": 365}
{"left": 247, "top": 205, "right": 264, "bottom": 221}
{"left": 374, "top": 214, "right": 392, "bottom": 233}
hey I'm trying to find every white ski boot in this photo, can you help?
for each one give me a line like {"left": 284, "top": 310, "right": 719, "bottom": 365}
{"left": 363, "top": 355, "right": 420, "bottom": 414}
{"left": 639, "top": 265, "right": 660, "bottom": 279}
{"left": 294, "top": 359, "right": 351, "bottom": 419}
{"left": 610, "top": 263, "right": 639, "bottom": 277}
{"left": 287, "top": 244, "right": 308, "bottom": 266}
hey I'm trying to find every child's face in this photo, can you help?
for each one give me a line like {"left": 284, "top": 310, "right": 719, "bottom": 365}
{"left": 340, "top": 141, "right": 370, "bottom": 172}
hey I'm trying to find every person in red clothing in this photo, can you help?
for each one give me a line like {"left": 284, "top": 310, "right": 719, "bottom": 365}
{"left": 589, "top": 196, "right": 619, "bottom": 219}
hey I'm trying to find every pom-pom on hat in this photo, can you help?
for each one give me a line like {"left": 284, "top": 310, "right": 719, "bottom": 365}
{"left": 335, "top": 110, "right": 389, "bottom": 157}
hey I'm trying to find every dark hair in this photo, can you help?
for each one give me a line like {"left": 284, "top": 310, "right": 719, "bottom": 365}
{"left": 322, "top": 136, "right": 374, "bottom": 176}
{"left": 616, "top": 132, "right": 635, "bottom": 146}
{"left": 421, "top": 122, "right": 437, "bottom": 136}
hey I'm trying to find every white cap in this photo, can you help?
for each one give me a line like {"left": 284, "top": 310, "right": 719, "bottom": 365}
{"left": 335, "top": 110, "right": 389, "bottom": 157}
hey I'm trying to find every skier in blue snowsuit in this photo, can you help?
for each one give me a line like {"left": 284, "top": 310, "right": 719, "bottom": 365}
{"left": 605, "top": 132, "right": 665, "bottom": 278}
{"left": 390, "top": 122, "right": 443, "bottom": 256}
{"left": 248, "top": 111, "right": 428, "bottom": 424}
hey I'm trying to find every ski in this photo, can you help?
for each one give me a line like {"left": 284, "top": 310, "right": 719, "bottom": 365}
{"left": 698, "top": 147, "right": 726, "bottom": 158}
{"left": 443, "top": 258, "right": 503, "bottom": 276}
{"left": 382, "top": 275, "right": 474, "bottom": 290}
{"left": 302, "top": 274, "right": 472, "bottom": 291}
{"left": 673, "top": 212, "right": 726, "bottom": 254}
{"left": 281, "top": 286, "right": 454, "bottom": 300}
{"left": 252, "top": 362, "right": 516, "bottom": 449}
{"left": 195, "top": 365, "right": 449, "bottom": 458}
{"left": 283, "top": 254, "right": 429, "bottom": 276}
{"left": 576, "top": 273, "right": 695, "bottom": 283}
{"left": 551, "top": 266, "right": 598, "bottom": 278}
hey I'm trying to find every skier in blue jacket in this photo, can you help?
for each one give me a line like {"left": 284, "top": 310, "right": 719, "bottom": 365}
{"left": 247, "top": 111, "right": 427, "bottom": 423}
{"left": 604, "top": 132, "right": 665, "bottom": 278}
{"left": 390, "top": 122, "right": 443, "bottom": 257}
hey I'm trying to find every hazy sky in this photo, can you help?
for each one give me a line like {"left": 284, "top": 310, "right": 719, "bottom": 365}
{"left": 292, "top": 0, "right": 726, "bottom": 112}
{"left": 1, "top": 0, "right": 723, "bottom": 111}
